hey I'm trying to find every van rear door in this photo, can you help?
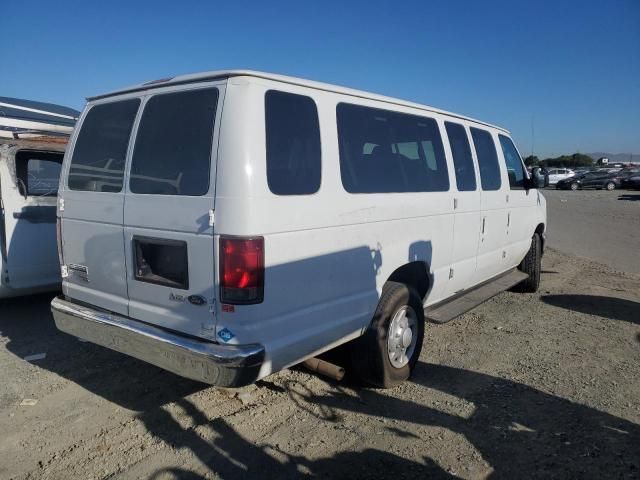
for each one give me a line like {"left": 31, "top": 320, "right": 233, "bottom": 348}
{"left": 123, "top": 84, "right": 222, "bottom": 340}
{"left": 60, "top": 97, "right": 140, "bottom": 315}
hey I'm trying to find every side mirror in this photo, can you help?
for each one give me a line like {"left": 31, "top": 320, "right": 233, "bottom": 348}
{"left": 529, "top": 167, "right": 549, "bottom": 189}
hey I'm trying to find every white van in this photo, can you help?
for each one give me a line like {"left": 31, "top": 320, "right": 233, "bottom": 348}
{"left": 51, "top": 71, "right": 547, "bottom": 387}
{"left": 1, "top": 139, "right": 66, "bottom": 298}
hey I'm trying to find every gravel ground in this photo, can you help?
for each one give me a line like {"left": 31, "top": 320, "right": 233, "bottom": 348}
{"left": 544, "top": 188, "right": 640, "bottom": 274}
{"left": 0, "top": 194, "right": 639, "bottom": 479}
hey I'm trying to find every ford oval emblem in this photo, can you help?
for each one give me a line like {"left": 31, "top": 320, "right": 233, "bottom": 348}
{"left": 188, "top": 295, "right": 207, "bottom": 306}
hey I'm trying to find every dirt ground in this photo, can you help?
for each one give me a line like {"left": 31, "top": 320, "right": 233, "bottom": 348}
{"left": 1, "top": 245, "right": 639, "bottom": 479}
{"left": 544, "top": 188, "right": 640, "bottom": 274}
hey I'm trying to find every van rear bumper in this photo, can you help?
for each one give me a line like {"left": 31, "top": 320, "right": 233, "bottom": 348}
{"left": 51, "top": 296, "right": 264, "bottom": 387}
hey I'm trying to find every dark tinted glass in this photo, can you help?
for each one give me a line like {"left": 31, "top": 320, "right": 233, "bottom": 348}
{"left": 337, "top": 103, "right": 449, "bottom": 193}
{"left": 445, "top": 122, "right": 476, "bottom": 191}
{"left": 265, "top": 90, "right": 321, "bottom": 195}
{"left": 499, "top": 135, "right": 526, "bottom": 189}
{"left": 470, "top": 127, "right": 501, "bottom": 191}
{"left": 15, "top": 151, "right": 63, "bottom": 197}
{"left": 68, "top": 99, "right": 140, "bottom": 192}
{"left": 130, "top": 88, "right": 218, "bottom": 196}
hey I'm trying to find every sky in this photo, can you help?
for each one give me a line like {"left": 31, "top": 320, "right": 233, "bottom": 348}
{"left": 2, "top": 0, "right": 639, "bottom": 158}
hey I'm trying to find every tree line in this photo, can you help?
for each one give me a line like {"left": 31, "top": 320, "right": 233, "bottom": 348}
{"left": 523, "top": 153, "right": 594, "bottom": 168}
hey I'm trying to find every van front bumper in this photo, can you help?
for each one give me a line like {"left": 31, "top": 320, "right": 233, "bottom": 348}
{"left": 51, "top": 296, "right": 264, "bottom": 387}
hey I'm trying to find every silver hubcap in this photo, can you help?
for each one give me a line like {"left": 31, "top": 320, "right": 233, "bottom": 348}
{"left": 387, "top": 305, "right": 418, "bottom": 368}
{"left": 607, "top": 183, "right": 614, "bottom": 190}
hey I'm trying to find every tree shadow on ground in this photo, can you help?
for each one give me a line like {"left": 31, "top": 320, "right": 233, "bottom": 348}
{"left": 541, "top": 294, "right": 640, "bottom": 324}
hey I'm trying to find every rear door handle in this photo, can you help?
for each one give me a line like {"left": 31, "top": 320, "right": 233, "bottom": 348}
{"left": 482, "top": 217, "right": 486, "bottom": 234}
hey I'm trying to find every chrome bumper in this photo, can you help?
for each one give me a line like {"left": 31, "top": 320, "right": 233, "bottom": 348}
{"left": 51, "top": 296, "right": 264, "bottom": 387}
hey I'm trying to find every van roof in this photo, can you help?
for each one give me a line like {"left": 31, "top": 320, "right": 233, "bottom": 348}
{"left": 88, "top": 70, "right": 509, "bottom": 133}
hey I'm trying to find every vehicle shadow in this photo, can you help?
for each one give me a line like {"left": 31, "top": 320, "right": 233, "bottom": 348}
{"left": 3, "top": 295, "right": 639, "bottom": 478}
{"left": 618, "top": 193, "right": 640, "bottom": 201}
{"left": 1, "top": 293, "right": 205, "bottom": 411}
{"left": 540, "top": 294, "right": 640, "bottom": 324}
{"left": 289, "top": 362, "right": 640, "bottom": 478}
{"left": 140, "top": 397, "right": 456, "bottom": 479}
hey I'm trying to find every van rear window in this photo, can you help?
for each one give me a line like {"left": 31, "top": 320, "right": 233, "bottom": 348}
{"left": 68, "top": 99, "right": 140, "bottom": 193}
{"left": 130, "top": 88, "right": 218, "bottom": 196}
{"left": 337, "top": 103, "right": 449, "bottom": 193}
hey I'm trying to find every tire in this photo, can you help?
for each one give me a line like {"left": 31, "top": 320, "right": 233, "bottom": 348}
{"left": 570, "top": 182, "right": 579, "bottom": 191}
{"left": 513, "top": 233, "right": 541, "bottom": 293}
{"left": 605, "top": 182, "right": 615, "bottom": 191}
{"left": 350, "top": 281, "right": 425, "bottom": 388}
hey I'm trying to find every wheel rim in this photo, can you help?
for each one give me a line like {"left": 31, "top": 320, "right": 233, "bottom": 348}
{"left": 387, "top": 305, "right": 418, "bottom": 368}
{"left": 606, "top": 182, "right": 614, "bottom": 190}
{"left": 571, "top": 183, "right": 578, "bottom": 190}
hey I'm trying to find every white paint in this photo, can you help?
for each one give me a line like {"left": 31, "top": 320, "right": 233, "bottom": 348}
{"left": 59, "top": 72, "right": 547, "bottom": 382}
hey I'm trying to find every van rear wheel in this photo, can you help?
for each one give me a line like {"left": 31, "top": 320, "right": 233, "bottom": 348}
{"left": 350, "top": 281, "right": 424, "bottom": 388}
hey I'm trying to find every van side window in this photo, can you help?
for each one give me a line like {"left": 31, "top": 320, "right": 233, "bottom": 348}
{"left": 336, "top": 103, "right": 449, "bottom": 193}
{"left": 499, "top": 135, "right": 526, "bottom": 189}
{"left": 15, "top": 151, "right": 63, "bottom": 197}
{"left": 68, "top": 99, "right": 140, "bottom": 193}
{"left": 265, "top": 90, "right": 321, "bottom": 195}
{"left": 470, "top": 127, "right": 501, "bottom": 191}
{"left": 444, "top": 122, "right": 476, "bottom": 191}
{"left": 130, "top": 88, "right": 218, "bottom": 196}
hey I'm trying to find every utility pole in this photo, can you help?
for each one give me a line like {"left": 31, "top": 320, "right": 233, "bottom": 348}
{"left": 531, "top": 115, "right": 535, "bottom": 158}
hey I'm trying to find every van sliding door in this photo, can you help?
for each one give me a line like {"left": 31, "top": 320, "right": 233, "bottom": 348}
{"left": 470, "top": 127, "right": 510, "bottom": 284}
{"left": 443, "top": 122, "right": 481, "bottom": 296}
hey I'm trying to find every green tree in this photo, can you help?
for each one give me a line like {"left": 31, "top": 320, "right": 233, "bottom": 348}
{"left": 540, "top": 153, "right": 594, "bottom": 168}
{"left": 524, "top": 155, "right": 540, "bottom": 167}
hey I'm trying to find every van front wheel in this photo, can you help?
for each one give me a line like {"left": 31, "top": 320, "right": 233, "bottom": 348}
{"left": 350, "top": 281, "right": 424, "bottom": 388}
{"left": 512, "top": 233, "right": 541, "bottom": 293}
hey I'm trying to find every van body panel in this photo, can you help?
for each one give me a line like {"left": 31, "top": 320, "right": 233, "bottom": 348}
{"left": 0, "top": 143, "right": 64, "bottom": 297}
{"left": 213, "top": 79, "right": 455, "bottom": 373}
{"left": 122, "top": 82, "right": 224, "bottom": 339}
{"left": 59, "top": 93, "right": 142, "bottom": 315}
{"left": 57, "top": 71, "right": 546, "bottom": 385}
{"left": 441, "top": 121, "right": 482, "bottom": 297}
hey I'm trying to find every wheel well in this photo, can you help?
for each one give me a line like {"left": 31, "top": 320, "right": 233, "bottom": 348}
{"left": 535, "top": 223, "right": 545, "bottom": 253}
{"left": 387, "top": 261, "right": 430, "bottom": 301}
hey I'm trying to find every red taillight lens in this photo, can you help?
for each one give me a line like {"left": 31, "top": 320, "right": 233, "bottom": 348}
{"left": 219, "top": 236, "right": 264, "bottom": 304}
{"left": 56, "top": 217, "right": 64, "bottom": 266}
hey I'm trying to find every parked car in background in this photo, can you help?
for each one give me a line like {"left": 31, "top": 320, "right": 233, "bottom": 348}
{"left": 51, "top": 70, "right": 547, "bottom": 388}
{"left": 546, "top": 168, "right": 575, "bottom": 185}
{"left": 621, "top": 175, "right": 640, "bottom": 190}
{"left": 556, "top": 171, "right": 621, "bottom": 191}
{"left": 615, "top": 168, "right": 640, "bottom": 188}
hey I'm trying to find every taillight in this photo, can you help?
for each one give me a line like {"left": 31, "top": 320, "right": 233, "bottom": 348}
{"left": 56, "top": 217, "right": 64, "bottom": 266}
{"left": 219, "top": 236, "right": 264, "bottom": 304}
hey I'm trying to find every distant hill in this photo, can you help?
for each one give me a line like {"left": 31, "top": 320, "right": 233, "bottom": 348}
{"left": 586, "top": 152, "right": 640, "bottom": 164}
